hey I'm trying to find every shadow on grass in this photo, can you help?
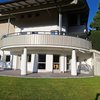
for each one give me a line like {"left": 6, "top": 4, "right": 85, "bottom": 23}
{"left": 95, "top": 93, "right": 100, "bottom": 100}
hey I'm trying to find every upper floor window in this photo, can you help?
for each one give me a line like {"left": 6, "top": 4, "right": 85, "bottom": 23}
{"left": 20, "top": 15, "right": 25, "bottom": 19}
{"left": 32, "top": 32, "right": 38, "bottom": 34}
{"left": 80, "top": 14, "right": 87, "bottom": 25}
{"left": 51, "top": 30, "right": 59, "bottom": 35}
{"left": 68, "top": 14, "right": 77, "bottom": 27}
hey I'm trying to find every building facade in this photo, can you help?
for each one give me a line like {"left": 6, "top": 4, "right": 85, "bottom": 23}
{"left": 0, "top": 0, "right": 100, "bottom": 76}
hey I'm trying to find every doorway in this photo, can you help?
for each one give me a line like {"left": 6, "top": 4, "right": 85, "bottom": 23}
{"left": 53, "top": 55, "right": 59, "bottom": 71}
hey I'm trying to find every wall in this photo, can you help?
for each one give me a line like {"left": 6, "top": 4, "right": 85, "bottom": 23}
{"left": 0, "top": 21, "right": 15, "bottom": 36}
{"left": 0, "top": 20, "right": 15, "bottom": 47}
{"left": 14, "top": 9, "right": 58, "bottom": 33}
{"left": 93, "top": 52, "right": 100, "bottom": 76}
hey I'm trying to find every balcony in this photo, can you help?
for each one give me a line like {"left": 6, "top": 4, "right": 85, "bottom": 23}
{"left": 0, "top": 31, "right": 92, "bottom": 50}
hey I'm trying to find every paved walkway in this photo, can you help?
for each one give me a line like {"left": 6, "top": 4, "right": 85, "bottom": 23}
{"left": 0, "top": 69, "right": 94, "bottom": 78}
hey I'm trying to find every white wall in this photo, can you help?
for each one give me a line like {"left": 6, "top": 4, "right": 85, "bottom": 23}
{"left": 27, "top": 54, "right": 38, "bottom": 73}
{"left": 93, "top": 52, "right": 100, "bottom": 76}
{"left": 46, "top": 54, "right": 53, "bottom": 72}
{"left": 15, "top": 25, "right": 66, "bottom": 34}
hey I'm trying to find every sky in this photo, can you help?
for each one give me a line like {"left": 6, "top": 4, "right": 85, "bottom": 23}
{"left": 87, "top": 0, "right": 99, "bottom": 30}
{"left": 0, "top": 0, "right": 99, "bottom": 30}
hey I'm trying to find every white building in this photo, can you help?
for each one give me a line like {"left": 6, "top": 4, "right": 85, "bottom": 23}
{"left": 0, "top": 0, "right": 100, "bottom": 76}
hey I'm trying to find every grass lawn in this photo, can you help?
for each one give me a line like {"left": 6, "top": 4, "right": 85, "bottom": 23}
{"left": 0, "top": 77, "right": 100, "bottom": 100}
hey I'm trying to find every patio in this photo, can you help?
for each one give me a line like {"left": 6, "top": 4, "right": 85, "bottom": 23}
{"left": 0, "top": 69, "right": 93, "bottom": 78}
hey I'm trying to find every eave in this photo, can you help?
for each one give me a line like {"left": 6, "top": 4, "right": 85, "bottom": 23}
{"left": 0, "top": 0, "right": 89, "bottom": 16}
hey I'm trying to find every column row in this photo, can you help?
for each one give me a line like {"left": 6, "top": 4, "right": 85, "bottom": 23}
{"left": 12, "top": 48, "right": 77, "bottom": 76}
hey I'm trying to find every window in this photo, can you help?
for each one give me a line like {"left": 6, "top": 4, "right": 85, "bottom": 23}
{"left": 80, "top": 14, "right": 87, "bottom": 25}
{"left": 38, "top": 54, "right": 46, "bottom": 69}
{"left": 67, "top": 55, "right": 71, "bottom": 71}
{"left": 51, "top": 30, "right": 59, "bottom": 35}
{"left": 6, "top": 55, "right": 10, "bottom": 62}
{"left": 53, "top": 55, "right": 59, "bottom": 70}
{"left": 68, "top": 14, "right": 77, "bottom": 26}
{"left": 53, "top": 55, "right": 59, "bottom": 62}
{"left": 28, "top": 14, "right": 32, "bottom": 18}
{"left": 32, "top": 32, "right": 38, "bottom": 34}
{"left": 20, "top": 32, "right": 27, "bottom": 35}
{"left": 20, "top": 15, "right": 25, "bottom": 19}
{"left": 27, "top": 54, "right": 31, "bottom": 62}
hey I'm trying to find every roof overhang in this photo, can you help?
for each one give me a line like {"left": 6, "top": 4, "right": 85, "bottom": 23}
{"left": 0, "top": 0, "right": 89, "bottom": 16}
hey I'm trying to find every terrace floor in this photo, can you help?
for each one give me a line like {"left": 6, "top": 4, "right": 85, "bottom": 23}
{"left": 0, "top": 69, "right": 94, "bottom": 78}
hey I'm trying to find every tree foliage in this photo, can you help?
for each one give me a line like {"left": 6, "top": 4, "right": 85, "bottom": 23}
{"left": 90, "top": 3, "right": 100, "bottom": 51}
{"left": 90, "top": 4, "right": 100, "bottom": 30}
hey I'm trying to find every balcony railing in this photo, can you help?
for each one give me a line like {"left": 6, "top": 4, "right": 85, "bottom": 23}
{"left": 1, "top": 31, "right": 88, "bottom": 39}
{"left": 1, "top": 31, "right": 92, "bottom": 50}
{"left": 1, "top": 31, "right": 65, "bottom": 39}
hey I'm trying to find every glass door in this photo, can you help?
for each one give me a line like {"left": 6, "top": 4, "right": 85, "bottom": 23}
{"left": 53, "top": 55, "right": 59, "bottom": 70}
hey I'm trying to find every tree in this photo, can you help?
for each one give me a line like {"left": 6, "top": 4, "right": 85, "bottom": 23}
{"left": 90, "top": 3, "right": 100, "bottom": 51}
{"left": 90, "top": 4, "right": 100, "bottom": 30}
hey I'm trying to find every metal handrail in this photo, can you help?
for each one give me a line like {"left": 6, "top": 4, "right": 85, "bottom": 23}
{"left": 1, "top": 31, "right": 90, "bottom": 41}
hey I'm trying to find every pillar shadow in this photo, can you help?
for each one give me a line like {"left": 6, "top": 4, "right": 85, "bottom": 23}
{"left": 95, "top": 93, "right": 100, "bottom": 100}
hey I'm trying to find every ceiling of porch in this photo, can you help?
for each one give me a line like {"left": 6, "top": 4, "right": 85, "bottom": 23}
{"left": 0, "top": 0, "right": 88, "bottom": 15}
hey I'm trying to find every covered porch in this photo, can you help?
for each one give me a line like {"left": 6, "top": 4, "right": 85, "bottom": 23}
{"left": 0, "top": 46, "right": 93, "bottom": 76}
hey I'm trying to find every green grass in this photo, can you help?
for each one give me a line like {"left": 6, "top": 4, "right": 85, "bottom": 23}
{"left": 0, "top": 77, "right": 100, "bottom": 100}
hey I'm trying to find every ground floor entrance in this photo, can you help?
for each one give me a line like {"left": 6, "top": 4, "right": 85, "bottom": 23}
{"left": 0, "top": 47, "right": 94, "bottom": 76}
{"left": 8, "top": 48, "right": 93, "bottom": 76}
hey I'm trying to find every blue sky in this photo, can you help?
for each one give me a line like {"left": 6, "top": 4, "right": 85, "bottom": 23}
{"left": 87, "top": 0, "right": 99, "bottom": 29}
{"left": 0, "top": 0, "right": 99, "bottom": 30}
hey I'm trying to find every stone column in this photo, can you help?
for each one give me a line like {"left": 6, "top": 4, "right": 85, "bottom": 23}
{"left": 60, "top": 55, "right": 65, "bottom": 73}
{"left": 59, "top": 12, "right": 62, "bottom": 35}
{"left": 21, "top": 48, "right": 27, "bottom": 75}
{"left": 71, "top": 49, "right": 77, "bottom": 76}
{"left": 46, "top": 54, "right": 53, "bottom": 72}
{"left": 31, "top": 54, "right": 38, "bottom": 73}
{"left": 10, "top": 54, "right": 13, "bottom": 69}
{"left": 1, "top": 50, "right": 5, "bottom": 68}
{"left": 12, "top": 55, "right": 18, "bottom": 70}
{"left": 64, "top": 56, "right": 67, "bottom": 72}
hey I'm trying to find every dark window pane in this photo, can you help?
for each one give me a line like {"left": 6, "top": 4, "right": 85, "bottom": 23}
{"left": 20, "top": 15, "right": 25, "bottom": 19}
{"left": 20, "top": 32, "right": 27, "bottom": 35}
{"left": 80, "top": 14, "right": 87, "bottom": 25}
{"left": 51, "top": 30, "right": 59, "bottom": 35}
{"left": 6, "top": 55, "right": 10, "bottom": 62}
{"left": 68, "top": 14, "right": 77, "bottom": 26}
{"left": 27, "top": 54, "right": 31, "bottom": 62}
{"left": 53, "top": 55, "right": 59, "bottom": 62}
{"left": 38, "top": 54, "right": 46, "bottom": 69}
{"left": 28, "top": 14, "right": 32, "bottom": 18}
{"left": 38, "top": 54, "right": 46, "bottom": 62}
{"left": 32, "top": 32, "right": 38, "bottom": 34}
{"left": 38, "top": 63, "right": 45, "bottom": 69}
